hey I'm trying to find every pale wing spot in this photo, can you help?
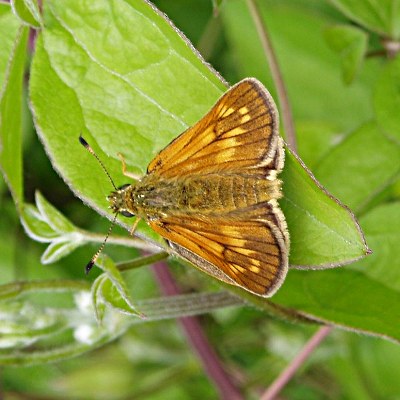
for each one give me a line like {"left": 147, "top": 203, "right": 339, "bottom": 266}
{"left": 241, "top": 114, "right": 251, "bottom": 123}
{"left": 226, "top": 238, "right": 248, "bottom": 248}
{"left": 251, "top": 257, "right": 261, "bottom": 267}
{"left": 250, "top": 265, "right": 261, "bottom": 273}
{"left": 232, "top": 248, "right": 263, "bottom": 265}
{"left": 214, "top": 148, "right": 236, "bottom": 163}
{"left": 233, "top": 264, "right": 246, "bottom": 273}
{"left": 239, "top": 106, "right": 249, "bottom": 115}
{"left": 223, "top": 226, "right": 243, "bottom": 238}
{"left": 222, "top": 126, "right": 246, "bottom": 137}
{"left": 220, "top": 106, "right": 236, "bottom": 117}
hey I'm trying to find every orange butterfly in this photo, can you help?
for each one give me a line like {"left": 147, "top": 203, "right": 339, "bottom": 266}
{"left": 82, "top": 78, "right": 289, "bottom": 297}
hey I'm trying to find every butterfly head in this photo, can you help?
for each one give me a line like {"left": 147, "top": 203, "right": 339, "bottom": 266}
{"left": 107, "top": 183, "right": 136, "bottom": 217}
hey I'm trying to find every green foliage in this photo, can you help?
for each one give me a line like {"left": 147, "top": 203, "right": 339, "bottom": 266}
{"left": 11, "top": 0, "right": 42, "bottom": 27}
{"left": 329, "top": 0, "right": 400, "bottom": 39}
{"left": 374, "top": 56, "right": 400, "bottom": 142}
{"left": 324, "top": 25, "right": 368, "bottom": 84}
{"left": 1, "top": 0, "right": 400, "bottom": 398}
{"left": 0, "top": 20, "right": 27, "bottom": 207}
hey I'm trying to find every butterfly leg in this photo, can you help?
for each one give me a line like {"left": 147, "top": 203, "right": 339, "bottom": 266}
{"left": 130, "top": 217, "right": 141, "bottom": 236}
{"left": 117, "top": 152, "right": 141, "bottom": 181}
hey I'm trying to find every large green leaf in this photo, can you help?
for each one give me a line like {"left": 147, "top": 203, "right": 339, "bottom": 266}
{"left": 272, "top": 202, "right": 400, "bottom": 342}
{"left": 315, "top": 122, "right": 400, "bottom": 214}
{"left": 30, "top": 0, "right": 367, "bottom": 269}
{"left": 0, "top": 6, "right": 28, "bottom": 207}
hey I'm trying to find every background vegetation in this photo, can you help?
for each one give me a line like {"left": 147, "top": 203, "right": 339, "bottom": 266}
{"left": 1, "top": 0, "right": 400, "bottom": 399}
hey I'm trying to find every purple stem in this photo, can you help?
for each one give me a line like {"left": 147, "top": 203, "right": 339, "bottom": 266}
{"left": 260, "top": 325, "right": 333, "bottom": 400}
{"left": 152, "top": 261, "right": 243, "bottom": 400}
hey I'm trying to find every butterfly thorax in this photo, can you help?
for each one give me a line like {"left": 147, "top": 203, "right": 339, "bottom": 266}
{"left": 110, "top": 173, "right": 282, "bottom": 220}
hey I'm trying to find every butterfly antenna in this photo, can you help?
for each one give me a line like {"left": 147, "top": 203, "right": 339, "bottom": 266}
{"left": 85, "top": 213, "right": 118, "bottom": 274}
{"left": 79, "top": 135, "right": 119, "bottom": 274}
{"left": 79, "top": 135, "right": 118, "bottom": 190}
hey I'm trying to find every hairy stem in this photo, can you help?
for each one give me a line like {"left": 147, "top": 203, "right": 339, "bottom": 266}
{"left": 246, "top": 0, "right": 297, "bottom": 152}
{"left": 152, "top": 261, "right": 244, "bottom": 400}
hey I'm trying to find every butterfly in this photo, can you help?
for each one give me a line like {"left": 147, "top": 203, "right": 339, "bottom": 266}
{"left": 81, "top": 78, "right": 290, "bottom": 298}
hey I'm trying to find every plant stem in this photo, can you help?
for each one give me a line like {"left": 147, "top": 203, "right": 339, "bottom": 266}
{"left": 243, "top": 8, "right": 334, "bottom": 396}
{"left": 117, "top": 251, "right": 169, "bottom": 272}
{"left": 246, "top": 0, "right": 297, "bottom": 152}
{"left": 260, "top": 325, "right": 333, "bottom": 399}
{"left": 81, "top": 230, "right": 160, "bottom": 251}
{"left": 152, "top": 261, "right": 244, "bottom": 400}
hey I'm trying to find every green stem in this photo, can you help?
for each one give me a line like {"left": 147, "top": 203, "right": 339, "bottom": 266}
{"left": 117, "top": 251, "right": 169, "bottom": 272}
{"left": 0, "top": 279, "right": 90, "bottom": 300}
{"left": 246, "top": 0, "right": 297, "bottom": 152}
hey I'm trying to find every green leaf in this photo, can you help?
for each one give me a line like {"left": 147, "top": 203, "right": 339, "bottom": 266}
{"left": 41, "top": 238, "right": 83, "bottom": 264}
{"left": 30, "top": 0, "right": 225, "bottom": 229}
{"left": 329, "top": 0, "right": 400, "bottom": 39}
{"left": 0, "top": 279, "right": 242, "bottom": 365}
{"left": 93, "top": 255, "right": 142, "bottom": 318}
{"left": 0, "top": 280, "right": 115, "bottom": 366}
{"left": 272, "top": 202, "right": 400, "bottom": 342}
{"left": 101, "top": 277, "right": 141, "bottom": 316}
{"left": 220, "top": 0, "right": 376, "bottom": 131}
{"left": 349, "top": 202, "right": 400, "bottom": 291}
{"left": 11, "top": 0, "right": 42, "bottom": 27}
{"left": 324, "top": 25, "right": 368, "bottom": 84}
{"left": 35, "top": 191, "right": 76, "bottom": 233}
{"left": 0, "top": 4, "right": 20, "bottom": 85}
{"left": 314, "top": 122, "right": 400, "bottom": 214}
{"left": 21, "top": 203, "right": 59, "bottom": 242}
{"left": 281, "top": 147, "right": 369, "bottom": 268}
{"left": 30, "top": 0, "right": 367, "bottom": 271}
{"left": 0, "top": 301, "right": 66, "bottom": 348}
{"left": 374, "top": 56, "right": 400, "bottom": 143}
{"left": 20, "top": 193, "right": 79, "bottom": 241}
{"left": 273, "top": 267, "right": 400, "bottom": 342}
{"left": 0, "top": 22, "right": 29, "bottom": 208}
{"left": 295, "top": 121, "right": 340, "bottom": 169}
{"left": 20, "top": 193, "right": 88, "bottom": 262}
{"left": 91, "top": 274, "right": 107, "bottom": 323}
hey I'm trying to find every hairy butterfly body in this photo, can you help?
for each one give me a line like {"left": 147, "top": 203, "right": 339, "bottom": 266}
{"left": 87, "top": 78, "right": 289, "bottom": 297}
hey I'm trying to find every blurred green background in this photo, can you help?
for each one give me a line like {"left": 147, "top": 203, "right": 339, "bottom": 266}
{"left": 1, "top": 0, "right": 400, "bottom": 399}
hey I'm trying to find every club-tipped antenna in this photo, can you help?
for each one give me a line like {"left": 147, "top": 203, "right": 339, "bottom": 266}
{"left": 79, "top": 135, "right": 120, "bottom": 274}
{"left": 79, "top": 135, "right": 117, "bottom": 190}
{"left": 85, "top": 213, "right": 118, "bottom": 274}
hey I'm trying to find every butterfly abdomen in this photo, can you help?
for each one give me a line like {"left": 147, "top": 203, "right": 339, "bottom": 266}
{"left": 142, "top": 174, "right": 282, "bottom": 214}
{"left": 116, "top": 171, "right": 282, "bottom": 223}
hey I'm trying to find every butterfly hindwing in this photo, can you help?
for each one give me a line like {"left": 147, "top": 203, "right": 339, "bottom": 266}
{"left": 147, "top": 79, "right": 281, "bottom": 179}
{"left": 149, "top": 202, "right": 288, "bottom": 297}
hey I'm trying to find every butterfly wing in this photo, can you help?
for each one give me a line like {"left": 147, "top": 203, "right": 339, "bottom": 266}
{"left": 149, "top": 202, "right": 288, "bottom": 297}
{"left": 145, "top": 78, "right": 289, "bottom": 296}
{"left": 147, "top": 78, "right": 283, "bottom": 179}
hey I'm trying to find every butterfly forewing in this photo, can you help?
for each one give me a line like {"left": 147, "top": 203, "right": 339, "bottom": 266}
{"left": 147, "top": 79, "right": 281, "bottom": 178}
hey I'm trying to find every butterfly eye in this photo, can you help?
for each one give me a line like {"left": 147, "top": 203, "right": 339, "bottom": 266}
{"left": 118, "top": 183, "right": 131, "bottom": 190}
{"left": 120, "top": 210, "right": 135, "bottom": 218}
